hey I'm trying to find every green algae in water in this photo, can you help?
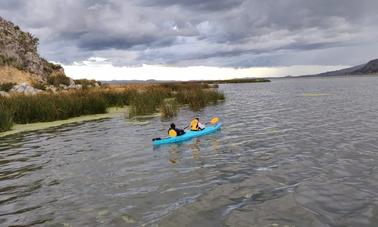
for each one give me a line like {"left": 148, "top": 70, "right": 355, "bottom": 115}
{"left": 122, "top": 214, "right": 136, "bottom": 224}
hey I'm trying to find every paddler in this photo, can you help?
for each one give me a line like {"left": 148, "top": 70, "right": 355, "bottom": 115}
{"left": 190, "top": 118, "right": 205, "bottom": 131}
{"left": 168, "top": 123, "right": 185, "bottom": 137}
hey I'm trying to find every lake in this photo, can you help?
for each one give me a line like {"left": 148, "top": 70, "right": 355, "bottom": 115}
{"left": 1, "top": 76, "right": 378, "bottom": 226}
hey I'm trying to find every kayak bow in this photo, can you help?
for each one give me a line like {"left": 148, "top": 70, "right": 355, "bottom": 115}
{"left": 153, "top": 123, "right": 222, "bottom": 146}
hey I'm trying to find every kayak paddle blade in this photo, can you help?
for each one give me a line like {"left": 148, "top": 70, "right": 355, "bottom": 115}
{"left": 209, "top": 117, "right": 220, "bottom": 125}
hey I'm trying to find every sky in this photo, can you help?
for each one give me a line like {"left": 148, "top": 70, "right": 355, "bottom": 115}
{"left": 1, "top": 0, "right": 378, "bottom": 80}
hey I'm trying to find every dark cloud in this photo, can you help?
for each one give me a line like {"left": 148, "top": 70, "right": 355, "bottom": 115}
{"left": 0, "top": 0, "right": 22, "bottom": 9}
{"left": 0, "top": 0, "right": 377, "bottom": 66}
{"left": 136, "top": 0, "right": 243, "bottom": 12}
{"left": 78, "top": 35, "right": 156, "bottom": 51}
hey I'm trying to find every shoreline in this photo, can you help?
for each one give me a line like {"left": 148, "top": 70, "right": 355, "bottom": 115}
{"left": 0, "top": 107, "right": 127, "bottom": 138}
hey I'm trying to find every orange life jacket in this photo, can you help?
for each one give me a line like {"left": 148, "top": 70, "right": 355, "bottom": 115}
{"left": 190, "top": 119, "right": 199, "bottom": 131}
{"left": 168, "top": 129, "right": 177, "bottom": 137}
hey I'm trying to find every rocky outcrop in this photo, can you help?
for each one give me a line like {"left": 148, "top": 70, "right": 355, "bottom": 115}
{"left": 10, "top": 83, "right": 42, "bottom": 95}
{"left": 0, "top": 91, "right": 10, "bottom": 97}
{"left": 0, "top": 17, "right": 67, "bottom": 83}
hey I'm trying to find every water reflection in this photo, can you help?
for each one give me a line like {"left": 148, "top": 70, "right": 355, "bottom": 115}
{"left": 167, "top": 136, "right": 220, "bottom": 164}
{"left": 168, "top": 144, "right": 180, "bottom": 164}
{"left": 190, "top": 138, "right": 201, "bottom": 160}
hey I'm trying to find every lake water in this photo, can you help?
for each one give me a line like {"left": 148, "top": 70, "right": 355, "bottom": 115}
{"left": 1, "top": 76, "right": 378, "bottom": 226}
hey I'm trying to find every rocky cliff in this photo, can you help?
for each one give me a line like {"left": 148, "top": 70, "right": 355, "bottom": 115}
{"left": 0, "top": 17, "right": 66, "bottom": 84}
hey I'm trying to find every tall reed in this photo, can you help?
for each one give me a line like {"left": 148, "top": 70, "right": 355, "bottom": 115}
{"left": 128, "top": 87, "right": 171, "bottom": 117}
{"left": 0, "top": 97, "right": 13, "bottom": 132}
{"left": 0, "top": 83, "right": 225, "bottom": 132}
{"left": 8, "top": 92, "right": 107, "bottom": 123}
{"left": 176, "top": 88, "right": 225, "bottom": 111}
{"left": 160, "top": 99, "right": 179, "bottom": 119}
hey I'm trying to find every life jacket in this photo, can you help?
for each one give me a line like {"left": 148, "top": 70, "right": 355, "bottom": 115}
{"left": 190, "top": 119, "right": 200, "bottom": 131}
{"left": 168, "top": 128, "right": 177, "bottom": 137}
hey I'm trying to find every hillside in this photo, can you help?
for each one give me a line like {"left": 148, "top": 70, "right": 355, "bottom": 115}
{"left": 355, "top": 59, "right": 378, "bottom": 74}
{"left": 0, "top": 17, "right": 67, "bottom": 84}
{"left": 302, "top": 59, "right": 378, "bottom": 77}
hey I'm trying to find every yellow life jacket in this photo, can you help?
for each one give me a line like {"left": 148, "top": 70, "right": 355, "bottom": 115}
{"left": 168, "top": 129, "right": 177, "bottom": 137}
{"left": 190, "top": 119, "right": 199, "bottom": 131}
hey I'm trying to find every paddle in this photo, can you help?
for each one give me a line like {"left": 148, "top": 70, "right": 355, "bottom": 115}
{"left": 207, "top": 117, "right": 220, "bottom": 125}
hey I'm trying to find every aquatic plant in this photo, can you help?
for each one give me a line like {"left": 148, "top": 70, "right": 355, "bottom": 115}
{"left": 160, "top": 82, "right": 211, "bottom": 91}
{"left": 160, "top": 99, "right": 179, "bottom": 119}
{"left": 100, "top": 89, "right": 136, "bottom": 107}
{"left": 129, "top": 89, "right": 166, "bottom": 117}
{"left": 0, "top": 97, "right": 13, "bottom": 132}
{"left": 0, "top": 83, "right": 225, "bottom": 132}
{"left": 176, "top": 88, "right": 225, "bottom": 111}
{"left": 8, "top": 92, "right": 107, "bottom": 124}
{"left": 0, "top": 110, "right": 12, "bottom": 132}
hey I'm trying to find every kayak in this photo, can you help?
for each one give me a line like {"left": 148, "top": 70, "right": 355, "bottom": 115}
{"left": 153, "top": 123, "right": 222, "bottom": 146}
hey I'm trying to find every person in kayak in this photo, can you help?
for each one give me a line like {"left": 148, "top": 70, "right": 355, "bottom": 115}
{"left": 190, "top": 118, "right": 206, "bottom": 131}
{"left": 168, "top": 123, "right": 185, "bottom": 137}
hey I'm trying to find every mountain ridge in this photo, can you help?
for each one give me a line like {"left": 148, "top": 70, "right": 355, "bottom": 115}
{"left": 301, "top": 59, "right": 378, "bottom": 77}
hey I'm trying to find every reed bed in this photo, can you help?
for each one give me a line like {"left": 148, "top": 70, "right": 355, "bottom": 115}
{"left": 0, "top": 90, "right": 133, "bottom": 125}
{"left": 128, "top": 87, "right": 171, "bottom": 117}
{"left": 160, "top": 99, "right": 179, "bottom": 119}
{"left": 176, "top": 88, "right": 225, "bottom": 111}
{"left": 5, "top": 92, "right": 107, "bottom": 124}
{"left": 0, "top": 97, "right": 13, "bottom": 132}
{"left": 0, "top": 83, "right": 225, "bottom": 132}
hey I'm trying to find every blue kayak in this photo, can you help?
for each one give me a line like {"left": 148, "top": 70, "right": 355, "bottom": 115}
{"left": 153, "top": 123, "right": 222, "bottom": 146}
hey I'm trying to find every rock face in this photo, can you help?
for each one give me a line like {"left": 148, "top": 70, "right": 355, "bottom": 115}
{"left": 0, "top": 17, "right": 66, "bottom": 83}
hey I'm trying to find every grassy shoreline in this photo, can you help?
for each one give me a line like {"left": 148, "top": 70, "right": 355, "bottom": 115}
{"left": 0, "top": 107, "right": 127, "bottom": 138}
{"left": 0, "top": 82, "right": 225, "bottom": 134}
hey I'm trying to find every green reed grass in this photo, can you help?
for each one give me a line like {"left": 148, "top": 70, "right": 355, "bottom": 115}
{"left": 176, "top": 88, "right": 225, "bottom": 111}
{"left": 0, "top": 111, "right": 13, "bottom": 132}
{"left": 160, "top": 99, "right": 179, "bottom": 119}
{"left": 0, "top": 83, "right": 225, "bottom": 132}
{"left": 0, "top": 90, "right": 133, "bottom": 126}
{"left": 100, "top": 90, "right": 136, "bottom": 107}
{"left": 0, "top": 97, "right": 13, "bottom": 132}
{"left": 8, "top": 92, "right": 107, "bottom": 124}
{"left": 128, "top": 88, "right": 171, "bottom": 117}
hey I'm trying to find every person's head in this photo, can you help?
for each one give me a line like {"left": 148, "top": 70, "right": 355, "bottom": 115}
{"left": 195, "top": 117, "right": 199, "bottom": 120}
{"left": 170, "top": 123, "right": 176, "bottom": 129}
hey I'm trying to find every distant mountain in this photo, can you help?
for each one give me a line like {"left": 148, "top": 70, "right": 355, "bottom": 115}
{"left": 0, "top": 17, "right": 68, "bottom": 84}
{"left": 355, "top": 59, "right": 378, "bottom": 74}
{"left": 302, "top": 59, "right": 378, "bottom": 77}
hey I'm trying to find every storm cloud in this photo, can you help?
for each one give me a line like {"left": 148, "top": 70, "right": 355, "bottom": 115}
{"left": 1, "top": 0, "right": 378, "bottom": 67}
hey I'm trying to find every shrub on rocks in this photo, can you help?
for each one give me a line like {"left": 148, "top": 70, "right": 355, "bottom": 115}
{"left": 0, "top": 82, "right": 16, "bottom": 92}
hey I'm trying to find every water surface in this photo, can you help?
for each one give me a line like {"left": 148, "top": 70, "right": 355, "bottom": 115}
{"left": 1, "top": 76, "right": 378, "bottom": 226}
